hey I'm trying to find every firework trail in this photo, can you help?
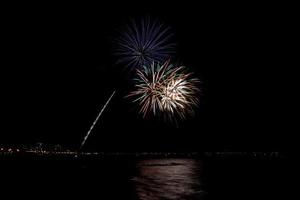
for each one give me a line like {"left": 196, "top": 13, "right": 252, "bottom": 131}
{"left": 127, "top": 60, "right": 199, "bottom": 121}
{"left": 114, "top": 17, "right": 176, "bottom": 70}
{"left": 80, "top": 90, "right": 116, "bottom": 148}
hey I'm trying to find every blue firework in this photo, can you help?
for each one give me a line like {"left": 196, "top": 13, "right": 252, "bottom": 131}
{"left": 114, "top": 17, "right": 176, "bottom": 69}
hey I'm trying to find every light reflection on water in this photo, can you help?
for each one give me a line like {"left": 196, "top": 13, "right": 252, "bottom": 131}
{"left": 133, "top": 159, "right": 205, "bottom": 200}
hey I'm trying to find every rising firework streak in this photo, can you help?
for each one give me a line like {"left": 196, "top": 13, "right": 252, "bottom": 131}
{"left": 80, "top": 90, "right": 116, "bottom": 148}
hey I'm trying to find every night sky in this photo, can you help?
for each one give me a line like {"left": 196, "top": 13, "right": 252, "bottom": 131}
{"left": 1, "top": 2, "right": 293, "bottom": 152}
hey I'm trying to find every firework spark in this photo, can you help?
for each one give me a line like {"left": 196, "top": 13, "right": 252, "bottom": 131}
{"left": 114, "top": 17, "right": 176, "bottom": 70}
{"left": 128, "top": 60, "right": 199, "bottom": 120}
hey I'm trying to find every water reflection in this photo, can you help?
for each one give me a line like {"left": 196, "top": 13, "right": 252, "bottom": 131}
{"left": 133, "top": 159, "right": 205, "bottom": 200}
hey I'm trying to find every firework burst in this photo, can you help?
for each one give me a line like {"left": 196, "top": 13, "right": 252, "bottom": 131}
{"left": 114, "top": 17, "right": 176, "bottom": 70}
{"left": 128, "top": 60, "right": 199, "bottom": 121}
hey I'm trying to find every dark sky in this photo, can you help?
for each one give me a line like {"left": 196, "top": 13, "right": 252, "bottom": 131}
{"left": 1, "top": 2, "right": 294, "bottom": 151}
